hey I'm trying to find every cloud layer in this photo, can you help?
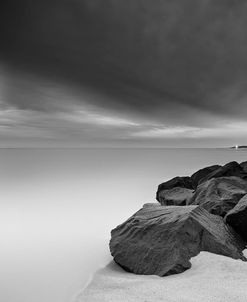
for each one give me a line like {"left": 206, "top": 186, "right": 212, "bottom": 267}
{"left": 1, "top": 1, "right": 247, "bottom": 146}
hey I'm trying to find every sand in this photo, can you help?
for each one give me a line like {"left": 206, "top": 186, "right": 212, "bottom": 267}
{"left": 75, "top": 250, "right": 247, "bottom": 302}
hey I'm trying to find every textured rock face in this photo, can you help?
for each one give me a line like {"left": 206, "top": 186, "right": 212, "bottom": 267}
{"left": 189, "top": 177, "right": 247, "bottom": 217}
{"left": 157, "top": 187, "right": 194, "bottom": 206}
{"left": 240, "top": 161, "right": 247, "bottom": 173}
{"left": 110, "top": 204, "right": 246, "bottom": 277}
{"left": 225, "top": 195, "right": 247, "bottom": 242}
{"left": 156, "top": 176, "right": 193, "bottom": 201}
{"left": 199, "top": 161, "right": 247, "bottom": 185}
{"left": 191, "top": 165, "right": 221, "bottom": 188}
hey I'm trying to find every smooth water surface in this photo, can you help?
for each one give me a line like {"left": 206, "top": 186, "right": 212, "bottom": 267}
{"left": 1, "top": 148, "right": 247, "bottom": 302}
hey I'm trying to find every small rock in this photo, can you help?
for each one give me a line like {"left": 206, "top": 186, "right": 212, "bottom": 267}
{"left": 199, "top": 161, "right": 247, "bottom": 185}
{"left": 157, "top": 187, "right": 194, "bottom": 206}
{"left": 156, "top": 176, "right": 192, "bottom": 201}
{"left": 191, "top": 165, "right": 221, "bottom": 188}
{"left": 240, "top": 161, "right": 247, "bottom": 173}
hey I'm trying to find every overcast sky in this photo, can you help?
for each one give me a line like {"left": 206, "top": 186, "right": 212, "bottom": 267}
{"left": 1, "top": 0, "right": 247, "bottom": 147}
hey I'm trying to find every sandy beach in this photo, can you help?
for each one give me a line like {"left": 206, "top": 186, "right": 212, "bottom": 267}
{"left": 76, "top": 250, "right": 247, "bottom": 302}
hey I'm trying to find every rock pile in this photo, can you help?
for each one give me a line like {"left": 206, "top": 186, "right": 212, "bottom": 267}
{"left": 110, "top": 161, "right": 247, "bottom": 277}
{"left": 189, "top": 176, "right": 247, "bottom": 216}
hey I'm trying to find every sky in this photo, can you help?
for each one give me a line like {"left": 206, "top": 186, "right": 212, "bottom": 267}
{"left": 1, "top": 0, "right": 247, "bottom": 147}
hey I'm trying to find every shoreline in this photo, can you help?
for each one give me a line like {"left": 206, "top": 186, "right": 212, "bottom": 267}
{"left": 75, "top": 251, "right": 247, "bottom": 302}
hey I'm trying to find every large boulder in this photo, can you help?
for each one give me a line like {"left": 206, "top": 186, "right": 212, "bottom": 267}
{"left": 110, "top": 204, "right": 246, "bottom": 277}
{"left": 191, "top": 165, "right": 221, "bottom": 188}
{"left": 198, "top": 161, "right": 247, "bottom": 185}
{"left": 156, "top": 176, "right": 193, "bottom": 201}
{"left": 157, "top": 187, "right": 194, "bottom": 206}
{"left": 189, "top": 176, "right": 247, "bottom": 217}
{"left": 225, "top": 195, "right": 247, "bottom": 242}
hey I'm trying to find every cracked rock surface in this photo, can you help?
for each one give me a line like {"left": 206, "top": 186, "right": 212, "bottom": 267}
{"left": 189, "top": 176, "right": 247, "bottom": 217}
{"left": 110, "top": 204, "right": 246, "bottom": 276}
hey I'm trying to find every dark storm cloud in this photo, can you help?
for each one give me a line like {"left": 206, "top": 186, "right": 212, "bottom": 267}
{"left": 2, "top": 0, "right": 247, "bottom": 121}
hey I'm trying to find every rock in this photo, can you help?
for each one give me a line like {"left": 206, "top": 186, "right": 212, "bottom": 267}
{"left": 225, "top": 194, "right": 247, "bottom": 242}
{"left": 157, "top": 187, "right": 194, "bottom": 206}
{"left": 110, "top": 204, "right": 246, "bottom": 277}
{"left": 189, "top": 177, "right": 247, "bottom": 217}
{"left": 199, "top": 161, "right": 247, "bottom": 185}
{"left": 191, "top": 165, "right": 221, "bottom": 188}
{"left": 156, "top": 176, "right": 193, "bottom": 201}
{"left": 240, "top": 161, "right": 247, "bottom": 173}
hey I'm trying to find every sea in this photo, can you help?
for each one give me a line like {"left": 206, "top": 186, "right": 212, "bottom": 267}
{"left": 1, "top": 147, "right": 247, "bottom": 302}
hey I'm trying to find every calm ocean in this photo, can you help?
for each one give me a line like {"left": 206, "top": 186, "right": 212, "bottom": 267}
{"left": 1, "top": 148, "right": 247, "bottom": 302}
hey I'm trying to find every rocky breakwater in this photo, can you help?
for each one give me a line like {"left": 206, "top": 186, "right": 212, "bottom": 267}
{"left": 110, "top": 161, "right": 247, "bottom": 277}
